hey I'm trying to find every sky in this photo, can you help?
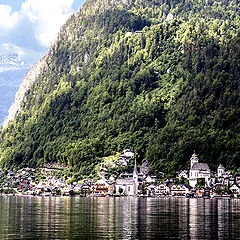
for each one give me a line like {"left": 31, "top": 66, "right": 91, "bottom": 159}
{"left": 0, "top": 0, "right": 85, "bottom": 64}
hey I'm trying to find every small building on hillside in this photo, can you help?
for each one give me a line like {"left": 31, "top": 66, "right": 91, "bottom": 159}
{"left": 165, "top": 13, "right": 174, "bottom": 22}
{"left": 177, "top": 170, "right": 188, "bottom": 179}
{"left": 145, "top": 175, "right": 157, "bottom": 183}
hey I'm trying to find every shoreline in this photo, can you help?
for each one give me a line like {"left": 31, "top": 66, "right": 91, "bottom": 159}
{"left": 0, "top": 193, "right": 239, "bottom": 200}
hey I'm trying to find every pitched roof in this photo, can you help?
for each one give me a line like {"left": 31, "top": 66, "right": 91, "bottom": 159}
{"left": 191, "top": 163, "right": 210, "bottom": 171}
{"left": 116, "top": 179, "right": 134, "bottom": 185}
{"left": 218, "top": 164, "right": 225, "bottom": 169}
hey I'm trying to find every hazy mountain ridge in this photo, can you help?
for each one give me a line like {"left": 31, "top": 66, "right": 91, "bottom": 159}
{"left": 2, "top": 56, "right": 47, "bottom": 127}
{"left": 0, "top": 53, "right": 24, "bottom": 66}
{"left": 0, "top": 0, "right": 240, "bottom": 175}
{"left": 0, "top": 53, "right": 31, "bottom": 125}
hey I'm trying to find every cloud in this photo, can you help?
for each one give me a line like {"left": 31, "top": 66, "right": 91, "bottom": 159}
{"left": 22, "top": 0, "right": 75, "bottom": 46}
{"left": 0, "top": 5, "right": 20, "bottom": 30}
{"left": 0, "top": 0, "right": 75, "bottom": 63}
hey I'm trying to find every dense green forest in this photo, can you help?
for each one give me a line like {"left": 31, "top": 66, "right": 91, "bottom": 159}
{"left": 0, "top": 0, "right": 240, "bottom": 176}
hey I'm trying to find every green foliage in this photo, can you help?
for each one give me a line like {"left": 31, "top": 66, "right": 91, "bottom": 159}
{"left": 118, "top": 187, "right": 123, "bottom": 194}
{"left": 196, "top": 178, "right": 205, "bottom": 188}
{"left": 0, "top": 0, "right": 240, "bottom": 175}
{"left": 55, "top": 188, "right": 61, "bottom": 195}
{"left": 66, "top": 177, "right": 74, "bottom": 185}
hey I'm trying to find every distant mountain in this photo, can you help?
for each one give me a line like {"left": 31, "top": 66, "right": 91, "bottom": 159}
{"left": 0, "top": 53, "right": 24, "bottom": 66}
{"left": 0, "top": 0, "right": 240, "bottom": 175}
{"left": 0, "top": 53, "right": 31, "bottom": 126}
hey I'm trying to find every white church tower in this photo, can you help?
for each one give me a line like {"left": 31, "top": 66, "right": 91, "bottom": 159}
{"left": 217, "top": 164, "right": 225, "bottom": 177}
{"left": 190, "top": 152, "right": 199, "bottom": 168}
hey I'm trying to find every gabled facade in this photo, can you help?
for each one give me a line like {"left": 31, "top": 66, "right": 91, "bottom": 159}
{"left": 230, "top": 183, "right": 240, "bottom": 197}
{"left": 177, "top": 170, "right": 188, "bottom": 179}
{"left": 170, "top": 184, "right": 191, "bottom": 196}
{"left": 155, "top": 183, "right": 170, "bottom": 196}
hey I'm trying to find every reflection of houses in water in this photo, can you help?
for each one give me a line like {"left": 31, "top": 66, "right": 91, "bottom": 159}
{"left": 217, "top": 200, "right": 232, "bottom": 239}
{"left": 120, "top": 197, "right": 139, "bottom": 239}
{"left": 188, "top": 198, "right": 233, "bottom": 239}
{"left": 189, "top": 199, "right": 199, "bottom": 238}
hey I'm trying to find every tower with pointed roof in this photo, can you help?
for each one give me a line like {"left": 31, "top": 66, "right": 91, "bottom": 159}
{"left": 217, "top": 164, "right": 225, "bottom": 178}
{"left": 190, "top": 151, "right": 199, "bottom": 168}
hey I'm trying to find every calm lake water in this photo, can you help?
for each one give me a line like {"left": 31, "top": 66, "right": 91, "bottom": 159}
{"left": 0, "top": 196, "right": 240, "bottom": 239}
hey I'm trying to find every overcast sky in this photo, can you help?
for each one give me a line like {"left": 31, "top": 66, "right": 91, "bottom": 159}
{"left": 0, "top": 0, "right": 85, "bottom": 64}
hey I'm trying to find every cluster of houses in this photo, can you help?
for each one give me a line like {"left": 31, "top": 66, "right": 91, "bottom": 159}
{"left": 108, "top": 151, "right": 240, "bottom": 198}
{"left": 1, "top": 151, "right": 240, "bottom": 198}
{"left": 175, "top": 152, "right": 240, "bottom": 198}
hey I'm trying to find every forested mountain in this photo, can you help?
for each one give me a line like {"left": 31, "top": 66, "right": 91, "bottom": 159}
{"left": 0, "top": 0, "right": 240, "bottom": 176}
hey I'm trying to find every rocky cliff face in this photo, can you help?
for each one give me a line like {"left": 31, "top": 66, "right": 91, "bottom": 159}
{"left": 3, "top": 56, "right": 47, "bottom": 127}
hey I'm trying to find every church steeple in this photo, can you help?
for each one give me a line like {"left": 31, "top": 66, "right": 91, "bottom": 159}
{"left": 190, "top": 151, "right": 199, "bottom": 168}
{"left": 133, "top": 155, "right": 138, "bottom": 196}
{"left": 134, "top": 156, "right": 138, "bottom": 174}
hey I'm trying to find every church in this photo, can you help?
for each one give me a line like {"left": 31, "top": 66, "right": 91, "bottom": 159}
{"left": 188, "top": 152, "right": 211, "bottom": 187}
{"left": 115, "top": 157, "right": 139, "bottom": 196}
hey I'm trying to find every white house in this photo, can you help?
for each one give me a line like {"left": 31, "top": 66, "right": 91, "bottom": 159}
{"left": 155, "top": 183, "right": 170, "bottom": 196}
{"left": 165, "top": 13, "right": 174, "bottom": 22}
{"left": 145, "top": 175, "right": 157, "bottom": 183}
{"left": 189, "top": 152, "right": 211, "bottom": 188}
{"left": 230, "top": 183, "right": 240, "bottom": 197}
{"left": 177, "top": 170, "right": 188, "bottom": 179}
{"left": 170, "top": 184, "right": 191, "bottom": 196}
{"left": 121, "top": 149, "right": 135, "bottom": 159}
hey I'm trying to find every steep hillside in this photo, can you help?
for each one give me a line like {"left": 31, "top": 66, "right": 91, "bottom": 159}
{"left": 0, "top": 0, "right": 240, "bottom": 176}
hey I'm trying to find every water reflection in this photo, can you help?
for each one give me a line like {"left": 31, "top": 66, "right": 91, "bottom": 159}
{"left": 0, "top": 196, "right": 240, "bottom": 239}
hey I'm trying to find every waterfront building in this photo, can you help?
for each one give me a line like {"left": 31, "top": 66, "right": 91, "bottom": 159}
{"left": 115, "top": 157, "right": 139, "bottom": 196}
{"left": 188, "top": 152, "right": 211, "bottom": 188}
{"left": 155, "top": 183, "right": 170, "bottom": 196}
{"left": 170, "top": 184, "right": 191, "bottom": 196}
{"left": 91, "top": 184, "right": 108, "bottom": 196}
{"left": 230, "top": 183, "right": 240, "bottom": 197}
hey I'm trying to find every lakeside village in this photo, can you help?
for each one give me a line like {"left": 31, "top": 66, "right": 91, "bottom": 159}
{"left": 1, "top": 150, "right": 240, "bottom": 199}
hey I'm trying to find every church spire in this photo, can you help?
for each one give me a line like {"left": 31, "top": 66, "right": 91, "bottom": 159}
{"left": 133, "top": 154, "right": 138, "bottom": 197}
{"left": 190, "top": 151, "right": 199, "bottom": 168}
{"left": 134, "top": 155, "right": 137, "bottom": 174}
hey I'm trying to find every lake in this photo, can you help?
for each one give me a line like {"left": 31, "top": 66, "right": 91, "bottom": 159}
{"left": 0, "top": 196, "right": 239, "bottom": 239}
